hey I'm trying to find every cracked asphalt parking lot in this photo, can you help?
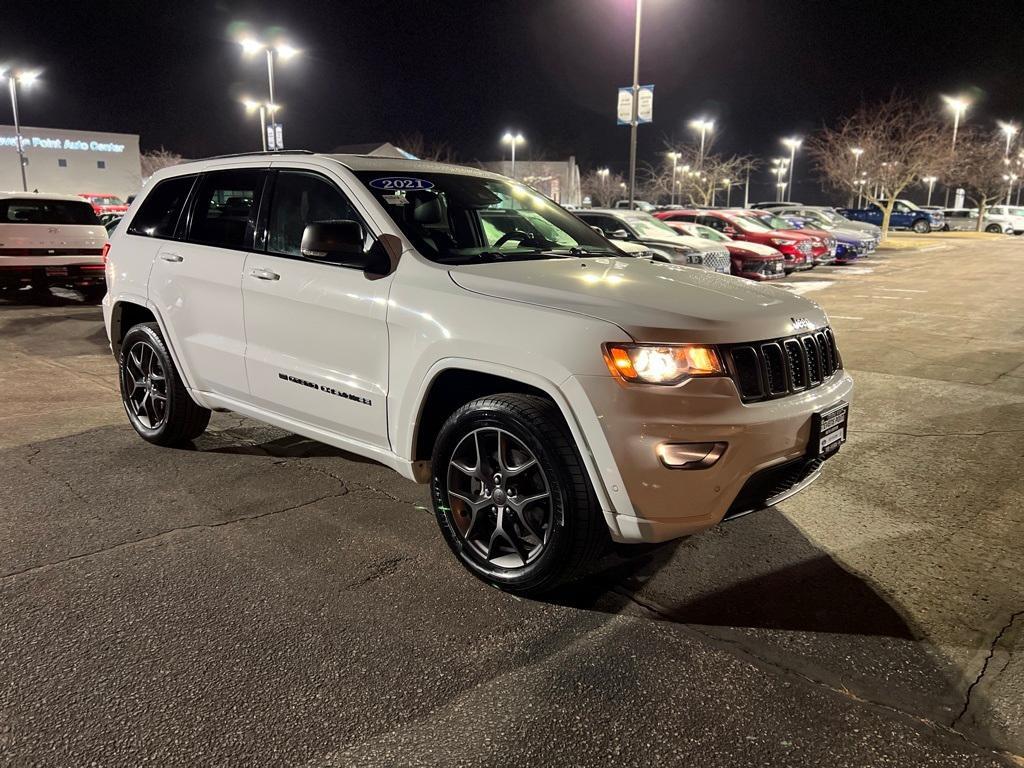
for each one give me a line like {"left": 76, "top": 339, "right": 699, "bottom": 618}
{"left": 1, "top": 234, "right": 1022, "bottom": 767}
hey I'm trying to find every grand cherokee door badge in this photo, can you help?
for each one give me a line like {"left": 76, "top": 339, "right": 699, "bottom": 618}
{"left": 278, "top": 373, "right": 372, "bottom": 406}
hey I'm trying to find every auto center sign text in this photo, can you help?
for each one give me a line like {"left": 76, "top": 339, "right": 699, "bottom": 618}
{"left": 0, "top": 134, "right": 126, "bottom": 153}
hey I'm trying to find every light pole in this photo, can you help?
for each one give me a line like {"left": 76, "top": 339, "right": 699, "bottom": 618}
{"left": 597, "top": 167, "right": 609, "bottom": 206}
{"left": 689, "top": 118, "right": 714, "bottom": 170}
{"left": 722, "top": 178, "right": 731, "bottom": 207}
{"left": 1004, "top": 174, "right": 1018, "bottom": 205}
{"left": 942, "top": 95, "right": 969, "bottom": 206}
{"left": 776, "top": 181, "right": 787, "bottom": 200}
{"left": 922, "top": 175, "right": 938, "bottom": 207}
{"left": 998, "top": 121, "right": 1018, "bottom": 159}
{"left": 781, "top": 137, "right": 802, "bottom": 202}
{"left": 850, "top": 147, "right": 864, "bottom": 205}
{"left": 743, "top": 161, "right": 752, "bottom": 208}
{"left": 855, "top": 179, "right": 867, "bottom": 207}
{"left": 626, "top": 0, "right": 643, "bottom": 210}
{"left": 241, "top": 98, "right": 273, "bottom": 151}
{"left": 240, "top": 37, "right": 298, "bottom": 150}
{"left": 666, "top": 151, "right": 680, "bottom": 205}
{"left": 2, "top": 69, "right": 38, "bottom": 192}
{"left": 502, "top": 131, "right": 525, "bottom": 179}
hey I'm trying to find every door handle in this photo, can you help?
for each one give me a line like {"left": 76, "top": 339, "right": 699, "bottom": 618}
{"left": 249, "top": 267, "right": 280, "bottom": 281}
{"left": 160, "top": 252, "right": 183, "bottom": 262}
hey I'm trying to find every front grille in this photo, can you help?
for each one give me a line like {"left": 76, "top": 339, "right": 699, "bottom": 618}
{"left": 701, "top": 250, "right": 731, "bottom": 274}
{"left": 724, "top": 327, "right": 841, "bottom": 402}
{"left": 723, "top": 456, "right": 824, "bottom": 520}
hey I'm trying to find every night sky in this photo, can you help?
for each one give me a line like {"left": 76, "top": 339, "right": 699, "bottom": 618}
{"left": 3, "top": 0, "right": 1022, "bottom": 201}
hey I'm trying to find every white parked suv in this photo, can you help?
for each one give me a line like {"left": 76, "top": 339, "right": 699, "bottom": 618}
{"left": 0, "top": 192, "right": 108, "bottom": 300}
{"left": 984, "top": 205, "right": 1024, "bottom": 235}
{"left": 103, "top": 152, "right": 853, "bottom": 594}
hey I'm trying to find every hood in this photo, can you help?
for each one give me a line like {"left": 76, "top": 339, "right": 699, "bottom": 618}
{"left": 728, "top": 240, "right": 782, "bottom": 258}
{"left": 830, "top": 227, "right": 872, "bottom": 244}
{"left": 448, "top": 256, "right": 827, "bottom": 344}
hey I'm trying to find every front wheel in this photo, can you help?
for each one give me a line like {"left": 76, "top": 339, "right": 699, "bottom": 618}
{"left": 985, "top": 224, "right": 1002, "bottom": 234}
{"left": 431, "top": 394, "right": 607, "bottom": 596}
{"left": 913, "top": 219, "right": 931, "bottom": 234}
{"left": 119, "top": 322, "right": 210, "bottom": 446}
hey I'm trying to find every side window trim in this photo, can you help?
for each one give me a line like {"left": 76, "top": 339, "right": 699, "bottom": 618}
{"left": 125, "top": 174, "right": 198, "bottom": 240}
{"left": 261, "top": 167, "right": 378, "bottom": 266}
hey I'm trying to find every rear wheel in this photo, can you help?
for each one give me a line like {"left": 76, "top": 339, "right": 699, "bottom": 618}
{"left": 431, "top": 394, "right": 607, "bottom": 595}
{"left": 985, "top": 223, "right": 1002, "bottom": 234}
{"left": 913, "top": 219, "right": 931, "bottom": 234}
{"left": 118, "top": 322, "right": 210, "bottom": 446}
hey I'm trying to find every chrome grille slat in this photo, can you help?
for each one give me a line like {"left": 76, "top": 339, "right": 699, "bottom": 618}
{"left": 726, "top": 327, "right": 841, "bottom": 403}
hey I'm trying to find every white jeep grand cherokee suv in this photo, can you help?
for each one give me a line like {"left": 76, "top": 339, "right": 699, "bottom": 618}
{"left": 103, "top": 152, "right": 853, "bottom": 594}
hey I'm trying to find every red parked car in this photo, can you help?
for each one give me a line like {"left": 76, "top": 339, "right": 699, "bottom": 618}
{"left": 659, "top": 219, "right": 785, "bottom": 281}
{"left": 655, "top": 209, "right": 814, "bottom": 272}
{"left": 736, "top": 209, "right": 836, "bottom": 266}
{"left": 78, "top": 193, "right": 130, "bottom": 217}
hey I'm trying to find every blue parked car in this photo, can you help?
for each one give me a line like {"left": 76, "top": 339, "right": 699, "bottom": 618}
{"left": 839, "top": 199, "right": 943, "bottom": 234}
{"left": 775, "top": 214, "right": 877, "bottom": 264}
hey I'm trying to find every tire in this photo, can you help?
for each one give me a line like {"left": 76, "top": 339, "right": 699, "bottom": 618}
{"left": 913, "top": 219, "right": 931, "bottom": 234}
{"left": 118, "top": 322, "right": 210, "bottom": 446}
{"left": 985, "top": 224, "right": 1002, "bottom": 234}
{"left": 430, "top": 394, "right": 608, "bottom": 596}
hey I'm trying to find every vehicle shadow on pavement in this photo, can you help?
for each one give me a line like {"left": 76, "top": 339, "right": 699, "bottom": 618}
{"left": 552, "top": 513, "right": 915, "bottom": 639}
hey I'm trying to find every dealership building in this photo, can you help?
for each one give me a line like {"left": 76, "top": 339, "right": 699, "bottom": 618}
{"left": 0, "top": 125, "right": 142, "bottom": 199}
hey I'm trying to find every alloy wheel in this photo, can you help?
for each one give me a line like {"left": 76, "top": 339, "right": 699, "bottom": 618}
{"left": 446, "top": 428, "right": 553, "bottom": 569}
{"left": 123, "top": 340, "right": 168, "bottom": 429}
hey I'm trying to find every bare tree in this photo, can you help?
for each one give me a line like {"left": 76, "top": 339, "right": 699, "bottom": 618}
{"left": 580, "top": 169, "right": 625, "bottom": 208}
{"left": 807, "top": 95, "right": 950, "bottom": 239}
{"left": 395, "top": 133, "right": 457, "bottom": 163}
{"left": 945, "top": 128, "right": 1011, "bottom": 230}
{"left": 140, "top": 148, "right": 184, "bottom": 180}
{"left": 642, "top": 145, "right": 751, "bottom": 207}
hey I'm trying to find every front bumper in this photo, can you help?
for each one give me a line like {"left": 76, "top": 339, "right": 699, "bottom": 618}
{"left": 566, "top": 370, "right": 854, "bottom": 543}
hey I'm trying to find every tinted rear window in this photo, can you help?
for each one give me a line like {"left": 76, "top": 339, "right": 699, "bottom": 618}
{"left": 0, "top": 198, "right": 99, "bottom": 225}
{"left": 128, "top": 175, "right": 197, "bottom": 238}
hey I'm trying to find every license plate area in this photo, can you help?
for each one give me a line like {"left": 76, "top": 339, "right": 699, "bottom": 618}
{"left": 810, "top": 401, "right": 848, "bottom": 459}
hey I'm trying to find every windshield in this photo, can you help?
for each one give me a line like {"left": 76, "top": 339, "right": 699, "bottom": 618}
{"left": 89, "top": 195, "right": 126, "bottom": 206}
{"left": 693, "top": 224, "right": 729, "bottom": 242}
{"left": 728, "top": 214, "right": 774, "bottom": 234}
{"left": 621, "top": 213, "right": 679, "bottom": 238}
{"left": 1, "top": 198, "right": 100, "bottom": 225}
{"left": 815, "top": 209, "right": 845, "bottom": 225}
{"left": 1009, "top": 207, "right": 1024, "bottom": 216}
{"left": 355, "top": 171, "right": 618, "bottom": 264}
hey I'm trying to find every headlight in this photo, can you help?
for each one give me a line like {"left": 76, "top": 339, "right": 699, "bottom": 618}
{"left": 770, "top": 238, "right": 796, "bottom": 246}
{"left": 603, "top": 343, "right": 724, "bottom": 384}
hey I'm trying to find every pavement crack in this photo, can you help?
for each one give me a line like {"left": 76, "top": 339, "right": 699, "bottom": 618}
{"left": 616, "top": 588, "right": 1012, "bottom": 758}
{"left": 953, "top": 610, "right": 1024, "bottom": 729}
{"left": 0, "top": 492, "right": 348, "bottom": 582}
{"left": 342, "top": 555, "right": 410, "bottom": 590}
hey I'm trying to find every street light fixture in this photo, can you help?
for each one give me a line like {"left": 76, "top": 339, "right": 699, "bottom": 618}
{"left": 781, "top": 137, "right": 802, "bottom": 202}
{"left": 1, "top": 68, "right": 40, "bottom": 192}
{"left": 501, "top": 131, "right": 525, "bottom": 179}
{"left": 1004, "top": 173, "right": 1018, "bottom": 205}
{"left": 239, "top": 35, "right": 300, "bottom": 150}
{"left": 921, "top": 175, "right": 938, "bottom": 207}
{"left": 689, "top": 118, "right": 714, "bottom": 169}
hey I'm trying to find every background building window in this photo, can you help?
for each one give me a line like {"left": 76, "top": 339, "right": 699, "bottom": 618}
{"left": 97, "top": 160, "right": 106, "bottom": 169}
{"left": 58, "top": 158, "right": 68, "bottom": 168}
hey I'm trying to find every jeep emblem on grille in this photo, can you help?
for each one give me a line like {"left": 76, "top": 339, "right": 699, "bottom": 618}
{"left": 791, "top": 316, "right": 814, "bottom": 332}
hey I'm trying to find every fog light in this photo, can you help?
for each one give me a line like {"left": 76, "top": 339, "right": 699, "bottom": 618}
{"left": 657, "top": 442, "right": 727, "bottom": 469}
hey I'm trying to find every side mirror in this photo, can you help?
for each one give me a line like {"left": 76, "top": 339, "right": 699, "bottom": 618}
{"left": 590, "top": 225, "right": 606, "bottom": 236}
{"left": 723, "top": 226, "right": 737, "bottom": 236}
{"left": 300, "top": 220, "right": 390, "bottom": 274}
{"left": 608, "top": 229, "right": 631, "bottom": 240}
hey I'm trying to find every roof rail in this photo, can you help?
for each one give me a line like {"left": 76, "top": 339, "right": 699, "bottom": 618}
{"left": 201, "top": 149, "right": 316, "bottom": 161}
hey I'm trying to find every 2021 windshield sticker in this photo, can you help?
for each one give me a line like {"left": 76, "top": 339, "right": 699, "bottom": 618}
{"left": 369, "top": 177, "right": 435, "bottom": 191}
